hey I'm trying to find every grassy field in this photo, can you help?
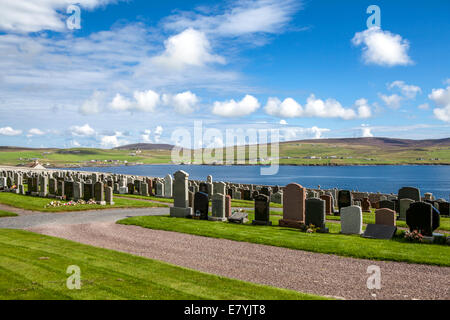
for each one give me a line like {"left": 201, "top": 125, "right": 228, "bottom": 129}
{"left": 326, "top": 211, "right": 450, "bottom": 232}
{"left": 0, "top": 147, "right": 172, "bottom": 167}
{"left": 0, "top": 193, "right": 168, "bottom": 212}
{"left": 0, "top": 210, "right": 17, "bottom": 218}
{"left": 0, "top": 229, "right": 325, "bottom": 300}
{"left": 1, "top": 137, "right": 450, "bottom": 167}
{"left": 117, "top": 193, "right": 283, "bottom": 208}
{"left": 118, "top": 215, "right": 450, "bottom": 267}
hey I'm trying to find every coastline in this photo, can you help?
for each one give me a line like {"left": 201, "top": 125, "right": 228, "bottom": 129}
{"left": 50, "top": 162, "right": 450, "bottom": 169}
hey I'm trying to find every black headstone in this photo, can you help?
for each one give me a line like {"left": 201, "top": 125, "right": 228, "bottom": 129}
{"left": 379, "top": 200, "right": 396, "bottom": 212}
{"left": 363, "top": 224, "right": 397, "bottom": 240}
{"left": 83, "top": 183, "right": 94, "bottom": 201}
{"left": 194, "top": 192, "right": 209, "bottom": 220}
{"left": 252, "top": 194, "right": 272, "bottom": 226}
{"left": 398, "top": 187, "right": 421, "bottom": 202}
{"left": 406, "top": 202, "right": 439, "bottom": 236}
{"left": 305, "top": 198, "right": 328, "bottom": 232}
{"left": 338, "top": 190, "right": 352, "bottom": 213}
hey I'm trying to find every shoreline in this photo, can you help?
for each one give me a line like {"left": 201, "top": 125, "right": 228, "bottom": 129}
{"left": 52, "top": 162, "right": 450, "bottom": 169}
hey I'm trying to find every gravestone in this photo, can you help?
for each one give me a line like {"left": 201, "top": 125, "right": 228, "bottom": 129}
{"left": 188, "top": 190, "right": 194, "bottom": 208}
{"left": 94, "top": 182, "right": 105, "bottom": 205}
{"left": 170, "top": 170, "right": 192, "bottom": 217}
{"left": 361, "top": 198, "right": 371, "bottom": 213}
{"left": 83, "top": 183, "right": 94, "bottom": 201}
{"left": 228, "top": 211, "right": 248, "bottom": 224}
{"left": 437, "top": 201, "right": 449, "bottom": 216}
{"left": 379, "top": 200, "right": 396, "bottom": 212}
{"left": 305, "top": 198, "right": 328, "bottom": 232}
{"left": 398, "top": 187, "right": 420, "bottom": 202}
{"left": 155, "top": 181, "right": 164, "bottom": 197}
{"left": 375, "top": 208, "right": 396, "bottom": 226}
{"left": 399, "top": 198, "right": 414, "bottom": 221}
{"left": 73, "top": 182, "right": 82, "bottom": 201}
{"left": 39, "top": 176, "right": 48, "bottom": 197}
{"left": 147, "top": 178, "right": 154, "bottom": 196}
{"left": 141, "top": 182, "right": 149, "bottom": 197}
{"left": 49, "top": 178, "right": 57, "bottom": 195}
{"left": 338, "top": 190, "right": 353, "bottom": 214}
{"left": 260, "top": 187, "right": 272, "bottom": 198}
{"left": 320, "top": 194, "right": 333, "bottom": 215}
{"left": 199, "top": 182, "right": 209, "bottom": 194}
{"left": 363, "top": 224, "right": 397, "bottom": 240}
{"left": 406, "top": 202, "right": 440, "bottom": 236}
{"left": 225, "top": 195, "right": 232, "bottom": 218}
{"left": 210, "top": 193, "right": 226, "bottom": 221}
{"left": 127, "top": 183, "right": 134, "bottom": 195}
{"left": 340, "top": 206, "right": 363, "bottom": 235}
{"left": 57, "top": 180, "right": 65, "bottom": 197}
{"left": 105, "top": 186, "right": 114, "bottom": 205}
{"left": 64, "top": 181, "right": 74, "bottom": 200}
{"left": 279, "top": 183, "right": 305, "bottom": 229}
{"left": 164, "top": 174, "right": 173, "bottom": 198}
{"left": 214, "top": 181, "right": 226, "bottom": 196}
{"left": 194, "top": 192, "right": 209, "bottom": 220}
{"left": 242, "top": 189, "right": 251, "bottom": 201}
{"left": 271, "top": 191, "right": 283, "bottom": 205}
{"left": 252, "top": 194, "right": 272, "bottom": 226}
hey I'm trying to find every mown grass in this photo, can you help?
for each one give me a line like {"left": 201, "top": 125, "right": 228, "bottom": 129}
{"left": 326, "top": 212, "right": 450, "bottom": 232}
{"left": 0, "top": 210, "right": 17, "bottom": 218}
{"left": 116, "top": 194, "right": 174, "bottom": 203}
{"left": 0, "top": 229, "right": 326, "bottom": 300}
{"left": 118, "top": 216, "right": 450, "bottom": 267}
{"left": 115, "top": 194, "right": 283, "bottom": 208}
{"left": 0, "top": 193, "right": 168, "bottom": 212}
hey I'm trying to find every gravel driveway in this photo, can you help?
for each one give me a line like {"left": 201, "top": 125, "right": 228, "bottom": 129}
{"left": 27, "top": 221, "right": 450, "bottom": 300}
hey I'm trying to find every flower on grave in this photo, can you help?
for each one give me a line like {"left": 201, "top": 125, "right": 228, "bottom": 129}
{"left": 404, "top": 230, "right": 423, "bottom": 243}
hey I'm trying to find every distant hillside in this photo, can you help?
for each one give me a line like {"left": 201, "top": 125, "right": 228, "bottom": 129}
{"left": 283, "top": 137, "right": 450, "bottom": 148}
{"left": 114, "top": 143, "right": 175, "bottom": 151}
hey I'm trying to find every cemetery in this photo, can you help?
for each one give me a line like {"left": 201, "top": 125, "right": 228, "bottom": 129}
{"left": 0, "top": 166, "right": 449, "bottom": 300}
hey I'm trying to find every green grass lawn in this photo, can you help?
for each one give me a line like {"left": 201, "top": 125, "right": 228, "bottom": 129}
{"left": 0, "top": 229, "right": 325, "bottom": 300}
{"left": 0, "top": 193, "right": 168, "bottom": 212}
{"left": 326, "top": 212, "right": 450, "bottom": 232}
{"left": 0, "top": 210, "right": 18, "bottom": 218}
{"left": 116, "top": 194, "right": 174, "bottom": 203}
{"left": 115, "top": 193, "right": 283, "bottom": 209}
{"left": 118, "top": 216, "right": 450, "bottom": 267}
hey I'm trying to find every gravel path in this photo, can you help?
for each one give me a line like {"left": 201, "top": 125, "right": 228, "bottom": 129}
{"left": 0, "top": 207, "right": 169, "bottom": 229}
{"left": 28, "top": 221, "right": 450, "bottom": 300}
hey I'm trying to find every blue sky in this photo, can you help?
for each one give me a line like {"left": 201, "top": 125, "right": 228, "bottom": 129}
{"left": 0, "top": 0, "right": 449, "bottom": 148}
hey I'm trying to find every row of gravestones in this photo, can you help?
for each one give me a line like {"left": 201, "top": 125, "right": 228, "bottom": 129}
{"left": 2, "top": 169, "right": 449, "bottom": 221}
{"left": 0, "top": 170, "right": 118, "bottom": 205}
{"left": 169, "top": 178, "right": 442, "bottom": 241}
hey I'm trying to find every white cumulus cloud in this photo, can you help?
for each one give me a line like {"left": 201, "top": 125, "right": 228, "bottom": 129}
{"left": 360, "top": 125, "right": 374, "bottom": 138}
{"left": 265, "top": 95, "right": 372, "bottom": 119}
{"left": 151, "top": 28, "right": 225, "bottom": 70}
{"left": 70, "top": 124, "right": 96, "bottom": 137}
{"left": 352, "top": 27, "right": 413, "bottom": 67}
{"left": 212, "top": 95, "right": 260, "bottom": 117}
{"left": 429, "top": 86, "right": 450, "bottom": 122}
{"left": 0, "top": 126, "right": 22, "bottom": 136}
{"left": 79, "top": 90, "right": 105, "bottom": 115}
{"left": 109, "top": 93, "right": 133, "bottom": 111}
{"left": 379, "top": 94, "right": 403, "bottom": 109}
{"left": 162, "top": 91, "right": 199, "bottom": 114}
{"left": 134, "top": 90, "right": 160, "bottom": 112}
